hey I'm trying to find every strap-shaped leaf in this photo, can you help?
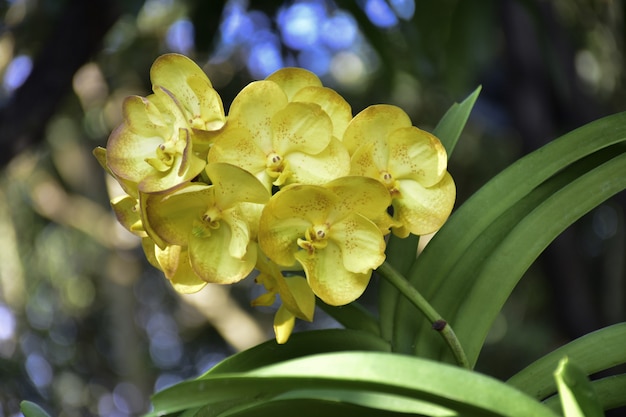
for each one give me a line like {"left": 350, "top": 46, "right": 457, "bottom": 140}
{"left": 392, "top": 112, "right": 626, "bottom": 357}
{"left": 450, "top": 149, "right": 626, "bottom": 365}
{"left": 433, "top": 85, "right": 482, "bottom": 158}
{"left": 543, "top": 374, "right": 626, "bottom": 414}
{"left": 507, "top": 323, "right": 626, "bottom": 400}
{"left": 553, "top": 357, "right": 604, "bottom": 417}
{"left": 201, "top": 329, "right": 389, "bottom": 376}
{"left": 149, "top": 352, "right": 558, "bottom": 417}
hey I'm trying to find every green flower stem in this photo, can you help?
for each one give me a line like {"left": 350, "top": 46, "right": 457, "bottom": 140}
{"left": 377, "top": 261, "right": 470, "bottom": 369}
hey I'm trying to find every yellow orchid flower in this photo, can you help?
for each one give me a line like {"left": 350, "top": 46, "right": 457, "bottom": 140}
{"left": 150, "top": 53, "right": 226, "bottom": 154}
{"left": 208, "top": 78, "right": 350, "bottom": 190}
{"left": 105, "top": 88, "right": 206, "bottom": 193}
{"left": 141, "top": 163, "right": 269, "bottom": 284}
{"left": 252, "top": 255, "right": 315, "bottom": 344}
{"left": 105, "top": 54, "right": 226, "bottom": 193}
{"left": 258, "top": 176, "right": 389, "bottom": 306}
{"left": 346, "top": 105, "right": 456, "bottom": 237}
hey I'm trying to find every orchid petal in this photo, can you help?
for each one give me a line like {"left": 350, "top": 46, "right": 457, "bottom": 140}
{"left": 342, "top": 104, "right": 412, "bottom": 155}
{"left": 271, "top": 102, "right": 332, "bottom": 155}
{"left": 208, "top": 126, "right": 270, "bottom": 188}
{"left": 325, "top": 176, "right": 391, "bottom": 221}
{"left": 393, "top": 172, "right": 456, "bottom": 235}
{"left": 206, "top": 163, "right": 270, "bottom": 209}
{"left": 258, "top": 214, "right": 310, "bottom": 267}
{"left": 388, "top": 126, "right": 448, "bottom": 187}
{"left": 292, "top": 86, "right": 352, "bottom": 139}
{"left": 283, "top": 275, "right": 315, "bottom": 321}
{"left": 221, "top": 207, "right": 252, "bottom": 260}
{"left": 227, "top": 80, "right": 288, "bottom": 153}
{"left": 189, "top": 225, "right": 257, "bottom": 284}
{"left": 266, "top": 67, "right": 322, "bottom": 100}
{"left": 331, "top": 213, "right": 386, "bottom": 274}
{"left": 142, "top": 183, "right": 213, "bottom": 248}
{"left": 295, "top": 240, "right": 371, "bottom": 306}
{"left": 273, "top": 304, "right": 296, "bottom": 344}
{"left": 110, "top": 194, "right": 145, "bottom": 236}
{"left": 284, "top": 137, "right": 350, "bottom": 186}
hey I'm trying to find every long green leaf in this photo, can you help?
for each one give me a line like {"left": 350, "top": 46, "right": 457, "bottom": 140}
{"left": 543, "top": 374, "right": 626, "bottom": 414}
{"left": 392, "top": 112, "right": 626, "bottom": 356}
{"left": 211, "top": 397, "right": 429, "bottom": 417}
{"left": 433, "top": 85, "right": 482, "bottom": 158}
{"left": 507, "top": 323, "right": 626, "bottom": 400}
{"left": 150, "top": 352, "right": 558, "bottom": 417}
{"left": 553, "top": 357, "right": 604, "bottom": 417}
{"left": 201, "top": 329, "right": 389, "bottom": 376}
{"left": 215, "top": 390, "right": 456, "bottom": 417}
{"left": 450, "top": 149, "right": 626, "bottom": 365}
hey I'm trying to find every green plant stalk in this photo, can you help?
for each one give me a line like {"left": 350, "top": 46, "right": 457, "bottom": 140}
{"left": 376, "top": 261, "right": 470, "bottom": 369}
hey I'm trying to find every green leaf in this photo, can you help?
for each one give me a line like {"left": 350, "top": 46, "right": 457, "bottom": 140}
{"left": 392, "top": 112, "right": 626, "bottom": 359}
{"left": 543, "top": 374, "right": 626, "bottom": 414}
{"left": 507, "top": 323, "right": 626, "bottom": 400}
{"left": 433, "top": 85, "right": 481, "bottom": 158}
{"left": 148, "top": 352, "right": 558, "bottom": 417}
{"left": 449, "top": 147, "right": 626, "bottom": 365}
{"left": 379, "top": 233, "right": 418, "bottom": 343}
{"left": 202, "top": 329, "right": 390, "bottom": 376}
{"left": 316, "top": 300, "right": 381, "bottom": 336}
{"left": 553, "top": 357, "right": 604, "bottom": 417}
{"left": 20, "top": 401, "right": 52, "bottom": 417}
{"left": 215, "top": 390, "right": 456, "bottom": 417}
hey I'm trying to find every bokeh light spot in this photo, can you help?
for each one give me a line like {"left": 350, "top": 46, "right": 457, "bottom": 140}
{"left": 363, "top": 0, "right": 398, "bottom": 28}
{"left": 166, "top": 19, "right": 195, "bottom": 54}
{"left": 321, "top": 11, "right": 358, "bottom": 50}
{"left": 0, "top": 304, "right": 16, "bottom": 340}
{"left": 278, "top": 2, "right": 323, "bottom": 50}
{"left": 246, "top": 32, "right": 284, "bottom": 79}
{"left": 3, "top": 54, "right": 32, "bottom": 92}
{"left": 389, "top": 0, "right": 415, "bottom": 20}
{"left": 25, "top": 353, "right": 54, "bottom": 388}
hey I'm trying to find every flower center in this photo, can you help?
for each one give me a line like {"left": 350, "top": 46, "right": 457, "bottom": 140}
{"left": 201, "top": 206, "right": 221, "bottom": 229}
{"left": 266, "top": 151, "right": 292, "bottom": 186}
{"left": 145, "top": 134, "right": 187, "bottom": 172}
{"left": 297, "top": 223, "right": 330, "bottom": 255}
{"left": 380, "top": 170, "right": 400, "bottom": 196}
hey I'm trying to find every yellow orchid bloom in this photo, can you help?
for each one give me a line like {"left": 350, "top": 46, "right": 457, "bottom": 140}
{"left": 346, "top": 105, "right": 456, "bottom": 237}
{"left": 106, "top": 88, "right": 207, "bottom": 193}
{"left": 141, "top": 163, "right": 269, "bottom": 284}
{"left": 252, "top": 255, "right": 315, "bottom": 344}
{"left": 105, "top": 54, "right": 226, "bottom": 193}
{"left": 258, "top": 176, "right": 389, "bottom": 306}
{"left": 208, "top": 78, "right": 350, "bottom": 190}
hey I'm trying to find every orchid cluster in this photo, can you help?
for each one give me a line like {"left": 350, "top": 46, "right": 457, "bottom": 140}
{"left": 95, "top": 54, "right": 455, "bottom": 343}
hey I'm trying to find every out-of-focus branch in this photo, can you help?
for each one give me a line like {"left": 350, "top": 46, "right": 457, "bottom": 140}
{"left": 0, "top": 0, "right": 120, "bottom": 167}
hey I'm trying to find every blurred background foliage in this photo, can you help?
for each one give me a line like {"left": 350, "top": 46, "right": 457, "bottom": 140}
{"left": 0, "top": 0, "right": 624, "bottom": 416}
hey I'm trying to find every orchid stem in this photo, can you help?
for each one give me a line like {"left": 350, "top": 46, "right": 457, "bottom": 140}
{"left": 377, "top": 261, "right": 470, "bottom": 369}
